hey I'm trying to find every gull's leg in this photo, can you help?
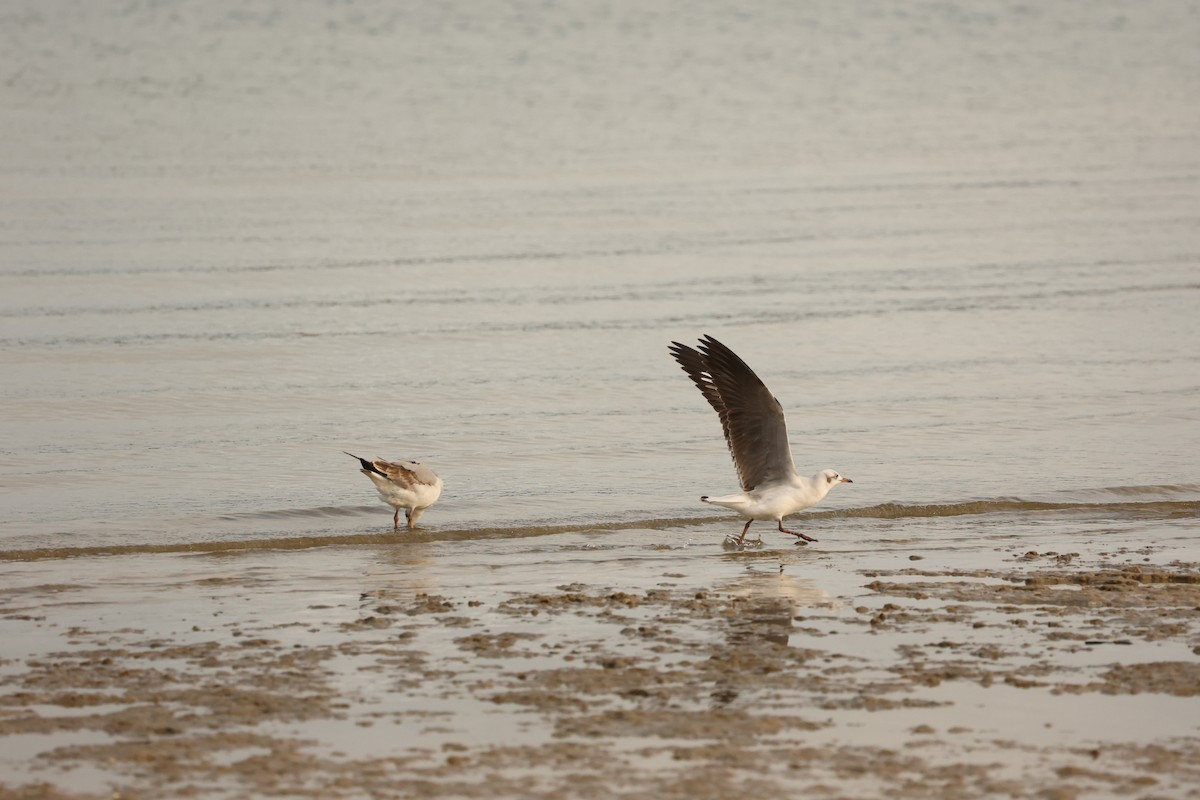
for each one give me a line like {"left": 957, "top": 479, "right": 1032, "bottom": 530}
{"left": 405, "top": 508, "right": 414, "bottom": 531}
{"left": 736, "top": 519, "right": 754, "bottom": 546}
{"left": 393, "top": 508, "right": 400, "bottom": 529}
{"left": 778, "top": 519, "right": 818, "bottom": 543}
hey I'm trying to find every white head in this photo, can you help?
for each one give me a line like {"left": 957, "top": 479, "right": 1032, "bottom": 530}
{"left": 818, "top": 469, "right": 853, "bottom": 488}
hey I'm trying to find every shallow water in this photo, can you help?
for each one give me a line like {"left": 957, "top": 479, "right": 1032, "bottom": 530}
{"left": 2, "top": 1, "right": 1199, "bottom": 555}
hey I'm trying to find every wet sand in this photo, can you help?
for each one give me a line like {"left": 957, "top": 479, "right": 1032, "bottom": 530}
{"left": 2, "top": 520, "right": 1198, "bottom": 799}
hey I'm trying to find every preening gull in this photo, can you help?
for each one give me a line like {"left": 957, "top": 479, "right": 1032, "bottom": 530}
{"left": 345, "top": 452, "right": 443, "bottom": 530}
{"left": 668, "top": 335, "right": 852, "bottom": 547}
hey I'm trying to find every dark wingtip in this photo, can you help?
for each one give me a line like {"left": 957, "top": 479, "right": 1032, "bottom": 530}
{"left": 668, "top": 340, "right": 697, "bottom": 370}
{"left": 344, "top": 451, "right": 379, "bottom": 474}
{"left": 700, "top": 495, "right": 709, "bottom": 501}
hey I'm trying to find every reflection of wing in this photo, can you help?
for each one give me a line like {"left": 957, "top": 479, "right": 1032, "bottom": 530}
{"left": 669, "top": 335, "right": 797, "bottom": 491}
{"left": 722, "top": 573, "right": 838, "bottom": 607}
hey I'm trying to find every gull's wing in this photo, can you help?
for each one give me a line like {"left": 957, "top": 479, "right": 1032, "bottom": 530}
{"left": 669, "top": 335, "right": 797, "bottom": 491}
{"left": 374, "top": 458, "right": 440, "bottom": 488}
{"left": 345, "top": 452, "right": 440, "bottom": 487}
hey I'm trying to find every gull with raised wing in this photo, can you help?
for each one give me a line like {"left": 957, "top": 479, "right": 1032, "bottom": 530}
{"left": 668, "top": 335, "right": 852, "bottom": 547}
{"left": 344, "top": 452, "right": 443, "bottom": 530}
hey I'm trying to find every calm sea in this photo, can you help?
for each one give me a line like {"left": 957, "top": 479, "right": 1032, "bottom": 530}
{"left": 2, "top": 0, "right": 1198, "bottom": 555}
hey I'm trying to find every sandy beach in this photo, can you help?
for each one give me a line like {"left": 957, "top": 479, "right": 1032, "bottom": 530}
{"left": 3, "top": 515, "right": 1198, "bottom": 799}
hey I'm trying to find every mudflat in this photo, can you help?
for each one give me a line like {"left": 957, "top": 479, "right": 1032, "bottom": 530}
{"left": 2, "top": 524, "right": 1198, "bottom": 799}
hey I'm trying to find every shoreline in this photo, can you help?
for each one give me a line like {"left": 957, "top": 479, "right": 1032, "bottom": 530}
{"left": 5, "top": 488, "right": 1198, "bottom": 561}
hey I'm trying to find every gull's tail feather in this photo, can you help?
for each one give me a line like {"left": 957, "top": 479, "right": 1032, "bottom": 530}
{"left": 700, "top": 493, "right": 751, "bottom": 512}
